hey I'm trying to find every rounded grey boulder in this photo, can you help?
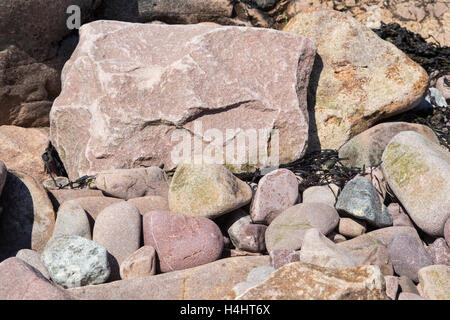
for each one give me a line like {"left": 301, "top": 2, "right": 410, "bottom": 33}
{"left": 41, "top": 235, "right": 110, "bottom": 288}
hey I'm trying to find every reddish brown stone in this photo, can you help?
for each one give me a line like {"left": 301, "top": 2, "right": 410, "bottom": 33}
{"left": 427, "top": 238, "right": 450, "bottom": 266}
{"left": 143, "top": 210, "right": 223, "bottom": 273}
{"left": 128, "top": 196, "right": 169, "bottom": 215}
{"left": 388, "top": 203, "right": 414, "bottom": 228}
{"left": 0, "top": 258, "right": 71, "bottom": 300}
{"left": 269, "top": 249, "right": 300, "bottom": 269}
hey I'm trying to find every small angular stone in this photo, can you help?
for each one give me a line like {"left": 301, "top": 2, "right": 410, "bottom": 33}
{"left": 427, "top": 238, "right": 450, "bottom": 265}
{"left": 120, "top": 246, "right": 157, "bottom": 280}
{"left": 338, "top": 218, "right": 366, "bottom": 238}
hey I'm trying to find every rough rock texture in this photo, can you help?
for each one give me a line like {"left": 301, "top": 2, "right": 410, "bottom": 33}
{"left": 384, "top": 276, "right": 399, "bottom": 300}
{"left": 93, "top": 202, "right": 142, "bottom": 266}
{"left": 265, "top": 203, "right": 339, "bottom": 252}
{"left": 53, "top": 200, "right": 91, "bottom": 240}
{"left": 417, "top": 265, "right": 450, "bottom": 300}
{"left": 0, "top": 257, "right": 71, "bottom": 300}
{"left": 388, "top": 203, "right": 414, "bottom": 228}
{"left": 302, "top": 184, "right": 339, "bottom": 207}
{"left": 339, "top": 218, "right": 366, "bottom": 238}
{"left": 68, "top": 256, "right": 270, "bottom": 300}
{"left": 137, "top": 0, "right": 234, "bottom": 24}
{"left": 0, "top": 171, "right": 55, "bottom": 261}
{"left": 128, "top": 196, "right": 169, "bottom": 215}
{"left": 232, "top": 265, "right": 275, "bottom": 297}
{"left": 143, "top": 210, "right": 224, "bottom": 273}
{"left": 41, "top": 235, "right": 110, "bottom": 289}
{"left": 50, "top": 21, "right": 317, "bottom": 178}
{"left": 0, "top": 1, "right": 101, "bottom": 127}
{"left": 339, "top": 122, "right": 439, "bottom": 168}
{"left": 16, "top": 249, "right": 50, "bottom": 280}
{"left": 228, "top": 215, "right": 267, "bottom": 253}
{"left": 119, "top": 246, "right": 157, "bottom": 280}
{"left": 235, "top": 262, "right": 388, "bottom": 300}
{"left": 299, "top": 229, "right": 360, "bottom": 269}
{"left": 168, "top": 164, "right": 252, "bottom": 219}
{"left": 399, "top": 276, "right": 420, "bottom": 295}
{"left": 388, "top": 233, "right": 433, "bottom": 282}
{"left": 427, "top": 238, "right": 450, "bottom": 266}
{"left": 436, "top": 76, "right": 450, "bottom": 102}
{"left": 95, "top": 167, "right": 169, "bottom": 200}
{"left": 382, "top": 131, "right": 450, "bottom": 236}
{"left": 336, "top": 176, "right": 392, "bottom": 228}
{"left": 283, "top": 9, "right": 428, "bottom": 150}
{"left": 0, "top": 126, "right": 50, "bottom": 182}
{"left": 269, "top": 249, "right": 301, "bottom": 269}
{"left": 250, "top": 168, "right": 299, "bottom": 224}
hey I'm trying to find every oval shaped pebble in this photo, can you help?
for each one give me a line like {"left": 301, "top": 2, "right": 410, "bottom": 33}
{"left": 302, "top": 184, "right": 339, "bottom": 207}
{"left": 41, "top": 235, "right": 110, "bottom": 288}
{"left": 143, "top": 210, "right": 223, "bottom": 273}
{"left": 93, "top": 202, "right": 142, "bottom": 266}
{"left": 265, "top": 203, "right": 339, "bottom": 252}
{"left": 250, "top": 168, "right": 299, "bottom": 225}
{"left": 387, "top": 233, "right": 433, "bottom": 282}
{"left": 53, "top": 200, "right": 91, "bottom": 239}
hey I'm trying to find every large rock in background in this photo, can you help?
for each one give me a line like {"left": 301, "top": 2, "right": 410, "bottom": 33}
{"left": 0, "top": 171, "right": 55, "bottom": 261}
{"left": 0, "top": 126, "right": 50, "bottom": 182}
{"left": 283, "top": 9, "right": 428, "bottom": 150}
{"left": 286, "top": 0, "right": 449, "bottom": 47}
{"left": 50, "top": 21, "right": 316, "bottom": 179}
{"left": 382, "top": 131, "right": 450, "bottom": 236}
{"left": 0, "top": 0, "right": 101, "bottom": 127}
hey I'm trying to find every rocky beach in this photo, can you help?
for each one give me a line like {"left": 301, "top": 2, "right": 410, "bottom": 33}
{"left": 0, "top": 1, "right": 449, "bottom": 301}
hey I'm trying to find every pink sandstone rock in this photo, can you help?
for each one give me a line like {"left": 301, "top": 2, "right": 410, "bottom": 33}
{"left": 250, "top": 169, "right": 299, "bottom": 225}
{"left": 128, "top": 196, "right": 170, "bottom": 215}
{"left": 143, "top": 210, "right": 223, "bottom": 273}
{"left": 445, "top": 218, "right": 450, "bottom": 247}
{"left": 388, "top": 203, "right": 414, "bottom": 228}
{"left": 427, "top": 238, "right": 450, "bottom": 266}
{"left": 120, "top": 246, "right": 157, "bottom": 280}
{"left": 50, "top": 21, "right": 316, "bottom": 179}
{"left": 0, "top": 257, "right": 71, "bottom": 300}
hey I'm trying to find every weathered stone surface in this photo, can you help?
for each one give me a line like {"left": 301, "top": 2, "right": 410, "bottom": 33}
{"left": 302, "top": 184, "right": 339, "bottom": 207}
{"left": 360, "top": 245, "right": 394, "bottom": 276}
{"left": 250, "top": 169, "right": 299, "bottom": 224}
{"left": 388, "top": 203, "right": 414, "bottom": 228}
{"left": 436, "top": 75, "right": 450, "bottom": 102}
{"left": 68, "top": 256, "right": 270, "bottom": 300}
{"left": 339, "top": 218, "right": 366, "bottom": 238}
{"left": 143, "top": 210, "right": 223, "bottom": 273}
{"left": 235, "top": 262, "right": 388, "bottom": 300}
{"left": 95, "top": 167, "right": 169, "bottom": 200}
{"left": 382, "top": 131, "right": 450, "bottom": 236}
{"left": 300, "top": 228, "right": 360, "bottom": 269}
{"left": 265, "top": 203, "right": 339, "bottom": 252}
{"left": 228, "top": 215, "right": 267, "bottom": 253}
{"left": 0, "top": 257, "right": 71, "bottom": 300}
{"left": 398, "top": 292, "right": 426, "bottom": 300}
{"left": 138, "top": 0, "right": 234, "bottom": 24}
{"left": 427, "top": 238, "right": 450, "bottom": 266}
{"left": 269, "top": 249, "right": 301, "bottom": 269}
{"left": 0, "top": 160, "right": 6, "bottom": 197}
{"left": 43, "top": 177, "right": 70, "bottom": 190}
{"left": 0, "top": 171, "right": 55, "bottom": 261}
{"left": 41, "top": 235, "right": 110, "bottom": 288}
{"left": 399, "top": 276, "right": 420, "bottom": 295}
{"left": 72, "top": 196, "right": 123, "bottom": 220}
{"left": 232, "top": 265, "right": 275, "bottom": 297}
{"left": 388, "top": 233, "right": 433, "bottom": 282}
{"left": 53, "top": 200, "right": 91, "bottom": 240}
{"left": 417, "top": 265, "right": 450, "bottom": 300}
{"left": 0, "top": 126, "right": 50, "bottom": 182}
{"left": 336, "top": 176, "right": 392, "bottom": 227}
{"left": 384, "top": 276, "right": 399, "bottom": 300}
{"left": 16, "top": 249, "right": 50, "bottom": 280}
{"left": 120, "top": 246, "right": 157, "bottom": 280}
{"left": 93, "top": 202, "right": 142, "bottom": 266}
{"left": 50, "top": 21, "right": 317, "bottom": 178}
{"left": 0, "top": 1, "right": 101, "bottom": 127}
{"left": 128, "top": 196, "right": 169, "bottom": 215}
{"left": 168, "top": 164, "right": 252, "bottom": 219}
{"left": 339, "top": 122, "right": 438, "bottom": 168}
{"left": 284, "top": 9, "right": 428, "bottom": 150}
{"left": 360, "top": 166, "right": 388, "bottom": 203}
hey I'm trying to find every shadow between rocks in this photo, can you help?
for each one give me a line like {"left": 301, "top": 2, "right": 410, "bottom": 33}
{"left": 0, "top": 172, "right": 34, "bottom": 262}
{"left": 305, "top": 53, "right": 323, "bottom": 154}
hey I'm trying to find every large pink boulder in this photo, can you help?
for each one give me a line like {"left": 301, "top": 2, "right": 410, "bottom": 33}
{"left": 50, "top": 21, "right": 316, "bottom": 179}
{"left": 143, "top": 210, "right": 223, "bottom": 273}
{"left": 0, "top": 257, "right": 71, "bottom": 300}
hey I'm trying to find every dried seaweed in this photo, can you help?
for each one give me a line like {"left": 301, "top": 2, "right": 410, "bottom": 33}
{"left": 373, "top": 22, "right": 450, "bottom": 82}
